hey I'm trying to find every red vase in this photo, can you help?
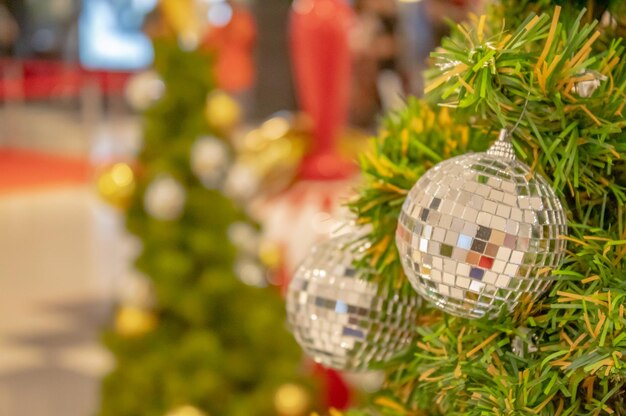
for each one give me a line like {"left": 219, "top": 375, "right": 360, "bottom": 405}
{"left": 290, "top": 0, "right": 356, "bottom": 180}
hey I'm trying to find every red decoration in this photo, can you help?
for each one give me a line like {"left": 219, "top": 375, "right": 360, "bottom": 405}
{"left": 0, "top": 59, "right": 130, "bottom": 101}
{"left": 290, "top": 0, "right": 356, "bottom": 180}
{"left": 313, "top": 364, "right": 351, "bottom": 410}
{"left": 202, "top": 4, "right": 257, "bottom": 92}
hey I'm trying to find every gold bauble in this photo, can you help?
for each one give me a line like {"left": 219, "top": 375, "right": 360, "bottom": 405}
{"left": 274, "top": 383, "right": 310, "bottom": 416}
{"left": 160, "top": 0, "right": 199, "bottom": 47}
{"left": 258, "top": 240, "right": 282, "bottom": 270}
{"left": 231, "top": 113, "right": 366, "bottom": 196}
{"left": 205, "top": 91, "right": 241, "bottom": 133}
{"left": 115, "top": 306, "right": 157, "bottom": 338}
{"left": 97, "top": 163, "right": 136, "bottom": 209}
{"left": 235, "top": 113, "right": 308, "bottom": 195}
{"left": 165, "top": 405, "right": 207, "bottom": 416}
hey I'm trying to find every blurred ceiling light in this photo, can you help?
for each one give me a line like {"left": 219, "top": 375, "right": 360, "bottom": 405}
{"left": 135, "top": 0, "right": 158, "bottom": 13}
{"left": 207, "top": 0, "right": 233, "bottom": 27}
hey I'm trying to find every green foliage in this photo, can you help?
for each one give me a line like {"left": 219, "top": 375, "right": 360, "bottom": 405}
{"left": 100, "top": 39, "right": 312, "bottom": 416}
{"left": 349, "top": 99, "right": 486, "bottom": 294}
{"left": 349, "top": 5, "right": 626, "bottom": 416}
{"left": 497, "top": 0, "right": 625, "bottom": 24}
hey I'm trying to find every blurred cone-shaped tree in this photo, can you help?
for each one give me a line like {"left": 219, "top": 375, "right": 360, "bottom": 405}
{"left": 99, "top": 37, "right": 314, "bottom": 416}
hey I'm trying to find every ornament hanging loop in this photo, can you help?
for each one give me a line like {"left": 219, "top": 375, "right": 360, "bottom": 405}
{"left": 488, "top": 94, "right": 530, "bottom": 160}
{"left": 487, "top": 129, "right": 516, "bottom": 160}
{"left": 509, "top": 93, "right": 531, "bottom": 136}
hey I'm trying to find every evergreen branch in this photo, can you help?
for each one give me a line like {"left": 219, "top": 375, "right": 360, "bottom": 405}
{"left": 349, "top": 6, "right": 626, "bottom": 415}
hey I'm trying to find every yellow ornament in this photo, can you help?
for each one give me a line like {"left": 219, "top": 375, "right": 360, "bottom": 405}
{"left": 97, "top": 163, "right": 136, "bottom": 209}
{"left": 205, "top": 91, "right": 241, "bottom": 133}
{"left": 274, "top": 383, "right": 310, "bottom": 416}
{"left": 258, "top": 240, "right": 282, "bottom": 270}
{"left": 115, "top": 305, "right": 157, "bottom": 338}
{"left": 311, "top": 410, "right": 344, "bottom": 416}
{"left": 235, "top": 113, "right": 309, "bottom": 195}
{"left": 160, "top": 0, "right": 200, "bottom": 47}
{"left": 165, "top": 405, "right": 207, "bottom": 416}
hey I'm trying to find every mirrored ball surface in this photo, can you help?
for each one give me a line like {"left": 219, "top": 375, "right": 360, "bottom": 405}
{"left": 396, "top": 151, "right": 567, "bottom": 319}
{"left": 286, "top": 235, "right": 420, "bottom": 370}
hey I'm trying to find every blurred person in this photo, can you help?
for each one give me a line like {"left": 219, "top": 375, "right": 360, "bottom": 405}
{"left": 349, "top": 0, "right": 404, "bottom": 128}
{"left": 398, "top": 0, "right": 478, "bottom": 96}
{"left": 19, "top": 0, "right": 79, "bottom": 60}
{"left": 0, "top": 3, "right": 19, "bottom": 56}
{"left": 359, "top": 0, "right": 400, "bottom": 74}
{"left": 426, "top": 0, "right": 477, "bottom": 42}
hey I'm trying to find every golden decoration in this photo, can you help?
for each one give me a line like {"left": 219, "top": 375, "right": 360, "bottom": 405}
{"left": 232, "top": 113, "right": 307, "bottom": 195}
{"left": 258, "top": 240, "right": 282, "bottom": 270}
{"left": 233, "top": 112, "right": 368, "bottom": 196}
{"left": 115, "top": 305, "right": 157, "bottom": 338}
{"left": 160, "top": 0, "right": 200, "bottom": 47}
{"left": 205, "top": 91, "right": 242, "bottom": 133}
{"left": 274, "top": 383, "right": 310, "bottom": 416}
{"left": 97, "top": 163, "right": 136, "bottom": 210}
{"left": 165, "top": 405, "right": 207, "bottom": 416}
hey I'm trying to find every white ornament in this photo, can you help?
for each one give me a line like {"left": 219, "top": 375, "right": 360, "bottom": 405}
{"left": 144, "top": 175, "right": 186, "bottom": 221}
{"left": 234, "top": 257, "right": 267, "bottom": 287}
{"left": 125, "top": 70, "right": 164, "bottom": 111}
{"left": 223, "top": 163, "right": 260, "bottom": 200}
{"left": 227, "top": 221, "right": 260, "bottom": 255}
{"left": 191, "top": 136, "right": 230, "bottom": 188}
{"left": 118, "top": 273, "right": 154, "bottom": 309}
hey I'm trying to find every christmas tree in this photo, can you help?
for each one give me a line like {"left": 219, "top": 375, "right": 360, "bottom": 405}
{"left": 99, "top": 38, "right": 313, "bottom": 416}
{"left": 338, "top": 1, "right": 626, "bottom": 414}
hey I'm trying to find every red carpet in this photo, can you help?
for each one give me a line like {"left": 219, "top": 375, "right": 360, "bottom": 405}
{"left": 0, "top": 148, "right": 91, "bottom": 194}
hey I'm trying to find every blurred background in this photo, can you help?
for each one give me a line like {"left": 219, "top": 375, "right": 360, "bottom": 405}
{"left": 0, "top": 0, "right": 480, "bottom": 414}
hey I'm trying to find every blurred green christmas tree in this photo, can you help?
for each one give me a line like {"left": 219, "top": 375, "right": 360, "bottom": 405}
{"left": 99, "top": 38, "right": 313, "bottom": 416}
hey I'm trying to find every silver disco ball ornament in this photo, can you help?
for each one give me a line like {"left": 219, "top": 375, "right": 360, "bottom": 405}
{"left": 396, "top": 129, "right": 568, "bottom": 319}
{"left": 286, "top": 234, "right": 420, "bottom": 370}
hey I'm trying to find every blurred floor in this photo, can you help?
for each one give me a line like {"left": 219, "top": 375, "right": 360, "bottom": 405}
{"left": 0, "top": 103, "right": 137, "bottom": 415}
{"left": 0, "top": 148, "right": 89, "bottom": 193}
